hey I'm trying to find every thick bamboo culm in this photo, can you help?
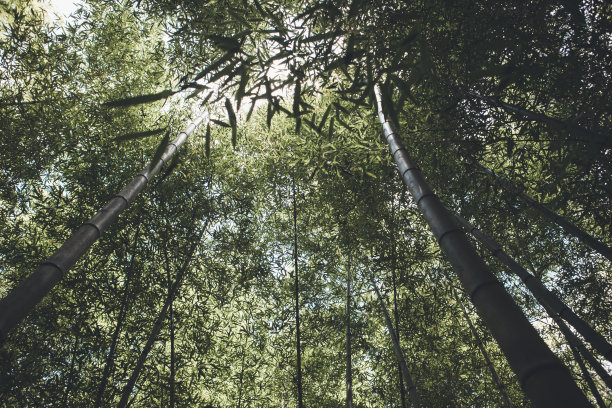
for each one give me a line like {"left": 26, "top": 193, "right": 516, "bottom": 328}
{"left": 454, "top": 213, "right": 612, "bottom": 363}
{"left": 373, "top": 83, "right": 591, "bottom": 408}
{"left": 373, "top": 282, "right": 421, "bottom": 408}
{"left": 0, "top": 114, "right": 206, "bottom": 344}
{"left": 476, "top": 163, "right": 612, "bottom": 262}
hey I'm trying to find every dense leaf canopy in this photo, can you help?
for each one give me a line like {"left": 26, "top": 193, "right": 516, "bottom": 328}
{"left": 0, "top": 0, "right": 610, "bottom": 406}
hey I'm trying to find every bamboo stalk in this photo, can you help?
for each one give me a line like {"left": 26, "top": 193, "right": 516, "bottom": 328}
{"left": 391, "top": 195, "right": 408, "bottom": 408}
{"left": 552, "top": 309, "right": 609, "bottom": 407}
{"left": 346, "top": 255, "right": 353, "bottom": 408}
{"left": 476, "top": 163, "right": 612, "bottom": 262}
{"left": 292, "top": 177, "right": 304, "bottom": 408}
{"left": 94, "top": 221, "right": 142, "bottom": 408}
{"left": 117, "top": 220, "right": 207, "bottom": 408}
{"left": 454, "top": 213, "right": 612, "bottom": 363}
{"left": 455, "top": 290, "right": 513, "bottom": 408}
{"left": 374, "top": 83, "right": 591, "bottom": 408}
{"left": 0, "top": 114, "right": 205, "bottom": 344}
{"left": 373, "top": 282, "right": 421, "bottom": 408}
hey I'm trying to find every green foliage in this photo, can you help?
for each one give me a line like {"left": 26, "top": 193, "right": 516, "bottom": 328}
{"left": 0, "top": 0, "right": 611, "bottom": 407}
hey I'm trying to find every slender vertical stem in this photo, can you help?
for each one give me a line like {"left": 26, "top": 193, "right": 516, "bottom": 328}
{"left": 374, "top": 83, "right": 591, "bottom": 407}
{"left": 169, "top": 297, "right": 176, "bottom": 408}
{"left": 544, "top": 300, "right": 612, "bottom": 394}
{"left": 455, "top": 291, "right": 513, "bottom": 408}
{"left": 0, "top": 114, "right": 206, "bottom": 343}
{"left": 61, "top": 332, "right": 81, "bottom": 406}
{"left": 237, "top": 347, "right": 246, "bottom": 408}
{"left": 454, "top": 213, "right": 612, "bottom": 363}
{"left": 391, "top": 193, "right": 407, "bottom": 408}
{"left": 292, "top": 177, "right": 304, "bottom": 408}
{"left": 373, "top": 282, "right": 421, "bottom": 408}
{"left": 164, "top": 241, "right": 176, "bottom": 408}
{"left": 94, "top": 221, "right": 142, "bottom": 408}
{"left": 117, "top": 220, "right": 208, "bottom": 408}
{"left": 570, "top": 336, "right": 607, "bottom": 408}
{"left": 346, "top": 255, "right": 353, "bottom": 408}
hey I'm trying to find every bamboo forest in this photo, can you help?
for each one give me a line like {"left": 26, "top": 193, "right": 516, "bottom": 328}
{"left": 1, "top": 0, "right": 611, "bottom": 406}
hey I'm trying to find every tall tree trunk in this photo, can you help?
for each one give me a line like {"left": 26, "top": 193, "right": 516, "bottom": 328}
{"left": 372, "top": 282, "right": 421, "bottom": 408}
{"left": 454, "top": 213, "right": 612, "bottom": 363}
{"left": 0, "top": 114, "right": 206, "bottom": 344}
{"left": 117, "top": 221, "right": 207, "bottom": 408}
{"left": 466, "top": 91, "right": 609, "bottom": 145}
{"left": 292, "top": 177, "right": 304, "bottom": 408}
{"left": 345, "top": 255, "right": 353, "bottom": 408}
{"left": 476, "top": 163, "right": 612, "bottom": 262}
{"left": 455, "top": 291, "right": 513, "bottom": 408}
{"left": 391, "top": 193, "right": 407, "bottom": 408}
{"left": 94, "top": 222, "right": 142, "bottom": 408}
{"left": 373, "top": 83, "right": 591, "bottom": 408}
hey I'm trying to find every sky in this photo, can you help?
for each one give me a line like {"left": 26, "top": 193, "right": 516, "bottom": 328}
{"left": 47, "top": 0, "right": 81, "bottom": 19}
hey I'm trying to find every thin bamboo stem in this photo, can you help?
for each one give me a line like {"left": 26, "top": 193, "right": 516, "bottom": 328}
{"left": 373, "top": 282, "right": 421, "bottom": 408}
{"left": 117, "top": 220, "right": 207, "bottom": 408}
{"left": 94, "top": 221, "right": 142, "bottom": 408}
{"left": 346, "top": 255, "right": 353, "bottom": 408}
{"left": 454, "top": 213, "right": 612, "bottom": 363}
{"left": 455, "top": 291, "right": 513, "bottom": 408}
{"left": 292, "top": 177, "right": 304, "bottom": 408}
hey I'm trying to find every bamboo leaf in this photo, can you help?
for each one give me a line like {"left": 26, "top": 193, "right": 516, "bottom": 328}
{"left": 211, "top": 119, "right": 231, "bottom": 128}
{"left": 318, "top": 103, "right": 332, "bottom": 133}
{"left": 186, "top": 86, "right": 209, "bottom": 100}
{"left": 225, "top": 98, "right": 238, "bottom": 148}
{"left": 205, "top": 122, "right": 211, "bottom": 158}
{"left": 206, "top": 34, "right": 241, "bottom": 52}
{"left": 293, "top": 79, "right": 301, "bottom": 133}
{"left": 104, "top": 90, "right": 174, "bottom": 107}
{"left": 235, "top": 69, "right": 249, "bottom": 110}
{"left": 200, "top": 91, "right": 214, "bottom": 106}
{"left": 301, "top": 30, "right": 345, "bottom": 44}
{"left": 194, "top": 53, "right": 234, "bottom": 81}
{"left": 266, "top": 102, "right": 273, "bottom": 128}
{"left": 159, "top": 150, "right": 182, "bottom": 183}
{"left": 380, "top": 82, "right": 400, "bottom": 128}
{"left": 246, "top": 98, "right": 256, "bottom": 122}
{"left": 114, "top": 127, "right": 166, "bottom": 142}
{"left": 253, "top": 0, "right": 268, "bottom": 18}
{"left": 149, "top": 130, "right": 171, "bottom": 169}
